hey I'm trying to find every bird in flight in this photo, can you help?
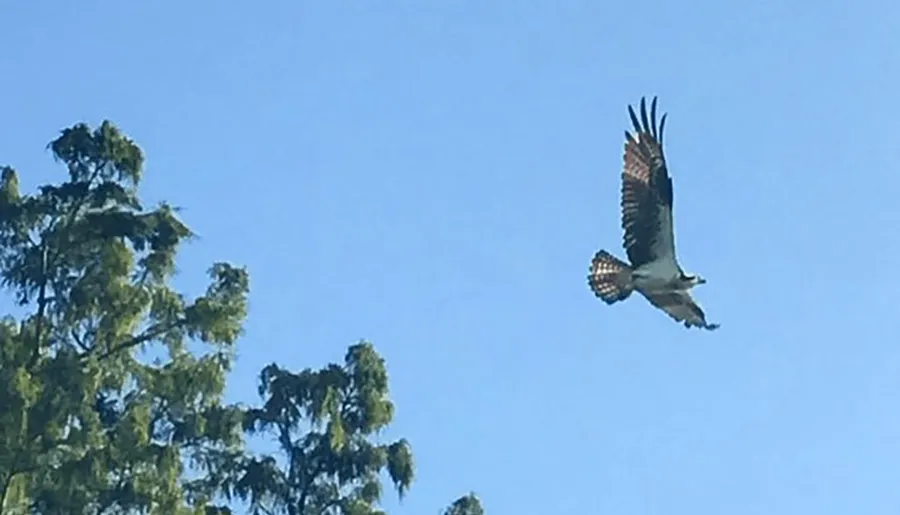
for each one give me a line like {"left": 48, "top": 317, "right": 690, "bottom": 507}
{"left": 587, "top": 97, "right": 718, "bottom": 330}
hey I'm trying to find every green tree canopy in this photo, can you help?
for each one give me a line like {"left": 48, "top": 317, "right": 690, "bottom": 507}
{"left": 443, "top": 494, "right": 484, "bottom": 515}
{"left": 0, "top": 121, "right": 484, "bottom": 515}
{"left": 0, "top": 121, "right": 248, "bottom": 514}
{"left": 215, "top": 342, "right": 414, "bottom": 515}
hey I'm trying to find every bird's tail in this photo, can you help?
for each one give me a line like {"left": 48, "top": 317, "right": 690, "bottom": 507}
{"left": 588, "top": 250, "right": 634, "bottom": 304}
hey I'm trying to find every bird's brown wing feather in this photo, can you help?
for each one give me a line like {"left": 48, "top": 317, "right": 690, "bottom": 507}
{"left": 620, "top": 97, "right": 676, "bottom": 268}
{"left": 643, "top": 290, "right": 719, "bottom": 330}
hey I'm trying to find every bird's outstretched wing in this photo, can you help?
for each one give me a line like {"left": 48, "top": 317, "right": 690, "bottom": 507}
{"left": 644, "top": 290, "right": 719, "bottom": 330}
{"left": 620, "top": 97, "right": 678, "bottom": 269}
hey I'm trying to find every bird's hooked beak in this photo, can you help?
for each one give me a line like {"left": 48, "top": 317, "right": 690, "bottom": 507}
{"left": 695, "top": 276, "right": 707, "bottom": 285}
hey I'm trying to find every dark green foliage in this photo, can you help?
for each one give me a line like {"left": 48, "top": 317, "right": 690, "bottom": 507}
{"left": 217, "top": 342, "right": 415, "bottom": 515}
{"left": 0, "top": 121, "right": 482, "bottom": 515}
{"left": 0, "top": 122, "right": 248, "bottom": 514}
{"left": 443, "top": 494, "right": 484, "bottom": 515}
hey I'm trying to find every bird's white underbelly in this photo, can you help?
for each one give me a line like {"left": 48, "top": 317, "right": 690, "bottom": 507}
{"left": 633, "top": 260, "right": 681, "bottom": 292}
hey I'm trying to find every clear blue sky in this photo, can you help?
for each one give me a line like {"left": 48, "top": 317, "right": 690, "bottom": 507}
{"left": 2, "top": 1, "right": 899, "bottom": 514}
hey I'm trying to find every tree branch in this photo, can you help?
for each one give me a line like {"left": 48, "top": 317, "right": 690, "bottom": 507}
{"left": 70, "top": 329, "right": 90, "bottom": 353}
{"left": 93, "top": 319, "right": 184, "bottom": 361}
{"left": 27, "top": 244, "right": 50, "bottom": 370}
{"left": 297, "top": 459, "right": 325, "bottom": 515}
{"left": 0, "top": 470, "right": 15, "bottom": 515}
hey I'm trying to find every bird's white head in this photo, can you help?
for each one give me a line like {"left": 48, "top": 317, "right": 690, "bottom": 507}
{"left": 682, "top": 274, "right": 706, "bottom": 288}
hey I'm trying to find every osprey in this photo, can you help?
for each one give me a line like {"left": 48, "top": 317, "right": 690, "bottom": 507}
{"left": 588, "top": 97, "right": 719, "bottom": 330}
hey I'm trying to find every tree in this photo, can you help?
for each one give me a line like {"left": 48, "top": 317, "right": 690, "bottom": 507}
{"left": 0, "top": 121, "right": 249, "bottom": 514}
{"left": 0, "top": 121, "right": 484, "bottom": 515}
{"left": 214, "top": 341, "right": 414, "bottom": 515}
{"left": 442, "top": 494, "right": 484, "bottom": 515}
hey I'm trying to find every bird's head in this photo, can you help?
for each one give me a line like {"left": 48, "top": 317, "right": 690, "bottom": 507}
{"left": 684, "top": 274, "right": 706, "bottom": 287}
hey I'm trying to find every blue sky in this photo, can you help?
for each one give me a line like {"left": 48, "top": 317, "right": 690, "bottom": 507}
{"left": 2, "top": 1, "right": 899, "bottom": 513}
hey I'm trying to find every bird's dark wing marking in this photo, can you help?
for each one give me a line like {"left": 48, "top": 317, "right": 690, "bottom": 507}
{"left": 644, "top": 290, "right": 719, "bottom": 330}
{"left": 620, "top": 96, "right": 675, "bottom": 267}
